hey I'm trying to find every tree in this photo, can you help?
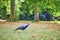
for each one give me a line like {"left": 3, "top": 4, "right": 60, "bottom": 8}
{"left": 25, "top": 0, "right": 39, "bottom": 20}
{"left": 34, "top": 0, "right": 39, "bottom": 21}
{"left": 10, "top": 0, "right": 15, "bottom": 21}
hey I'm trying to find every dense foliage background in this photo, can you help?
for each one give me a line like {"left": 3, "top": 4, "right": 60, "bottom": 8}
{"left": 0, "top": 0, "right": 60, "bottom": 21}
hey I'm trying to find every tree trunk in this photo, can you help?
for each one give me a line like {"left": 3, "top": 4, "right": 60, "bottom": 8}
{"left": 34, "top": 2, "right": 39, "bottom": 21}
{"left": 10, "top": 0, "right": 15, "bottom": 21}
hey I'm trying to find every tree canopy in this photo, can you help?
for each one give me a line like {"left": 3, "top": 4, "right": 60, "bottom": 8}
{"left": 0, "top": 0, "right": 60, "bottom": 21}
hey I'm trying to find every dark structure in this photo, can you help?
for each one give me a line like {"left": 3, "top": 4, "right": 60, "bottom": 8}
{"left": 54, "top": 16, "right": 60, "bottom": 20}
{"left": 29, "top": 14, "right": 34, "bottom": 20}
{"left": 6, "top": 14, "right": 10, "bottom": 19}
{"left": 19, "top": 10, "right": 53, "bottom": 21}
{"left": 39, "top": 11, "right": 53, "bottom": 21}
{"left": 39, "top": 13, "right": 47, "bottom": 21}
{"left": 19, "top": 13, "right": 26, "bottom": 20}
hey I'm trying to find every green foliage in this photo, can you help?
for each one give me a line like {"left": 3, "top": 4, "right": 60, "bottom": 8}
{"left": 0, "top": 0, "right": 60, "bottom": 20}
{"left": 0, "top": 0, "right": 10, "bottom": 19}
{"left": 14, "top": 0, "right": 20, "bottom": 20}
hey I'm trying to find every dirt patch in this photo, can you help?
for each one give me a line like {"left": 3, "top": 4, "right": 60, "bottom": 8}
{"left": 0, "top": 21, "right": 60, "bottom": 31}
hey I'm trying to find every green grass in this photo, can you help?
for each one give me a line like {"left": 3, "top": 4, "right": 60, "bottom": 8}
{"left": 0, "top": 25, "right": 60, "bottom": 40}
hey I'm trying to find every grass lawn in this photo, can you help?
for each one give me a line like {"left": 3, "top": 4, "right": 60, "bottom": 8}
{"left": 0, "top": 21, "right": 60, "bottom": 40}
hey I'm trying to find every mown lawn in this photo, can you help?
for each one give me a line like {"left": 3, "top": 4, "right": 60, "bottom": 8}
{"left": 0, "top": 22, "right": 60, "bottom": 40}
